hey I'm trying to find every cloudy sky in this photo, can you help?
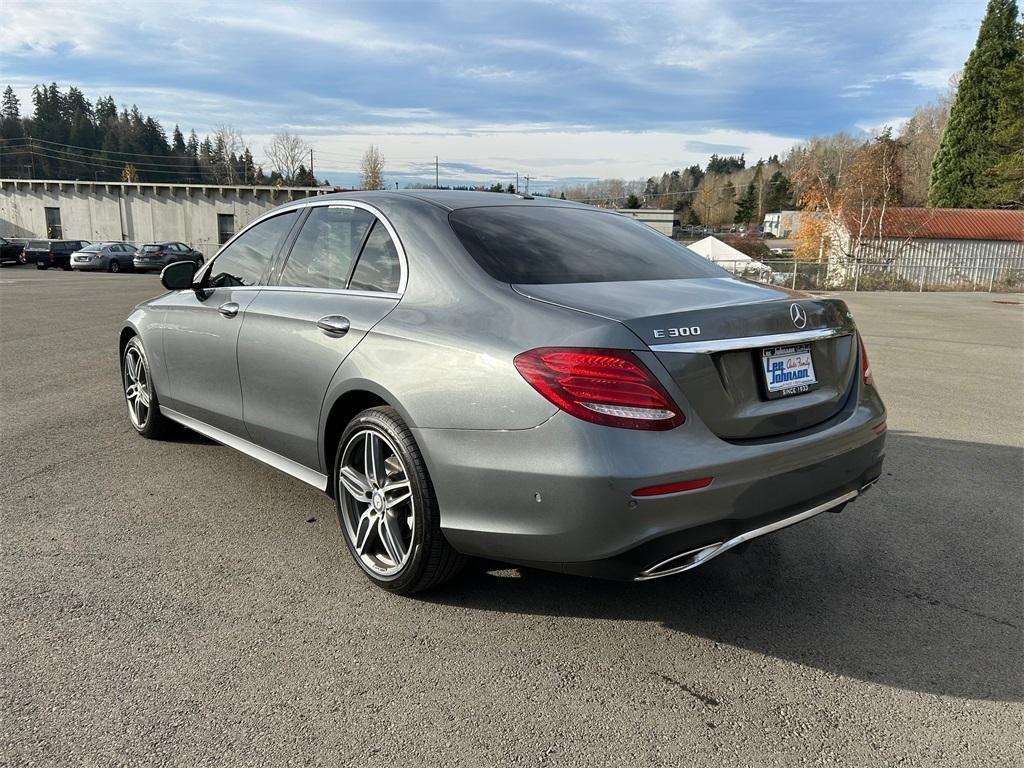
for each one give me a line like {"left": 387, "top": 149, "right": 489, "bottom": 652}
{"left": 3, "top": 0, "right": 987, "bottom": 189}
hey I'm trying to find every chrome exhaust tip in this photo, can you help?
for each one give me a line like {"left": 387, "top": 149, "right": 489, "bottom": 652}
{"left": 634, "top": 489, "right": 859, "bottom": 581}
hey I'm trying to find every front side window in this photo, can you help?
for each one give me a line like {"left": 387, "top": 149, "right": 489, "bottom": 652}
{"left": 207, "top": 211, "right": 297, "bottom": 288}
{"left": 449, "top": 206, "right": 727, "bottom": 284}
{"left": 349, "top": 222, "right": 401, "bottom": 293}
{"left": 279, "top": 206, "right": 374, "bottom": 290}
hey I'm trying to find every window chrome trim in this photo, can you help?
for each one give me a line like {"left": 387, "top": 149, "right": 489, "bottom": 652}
{"left": 197, "top": 199, "right": 409, "bottom": 295}
{"left": 651, "top": 327, "right": 851, "bottom": 354}
{"left": 255, "top": 285, "right": 402, "bottom": 300}
{"left": 160, "top": 407, "right": 329, "bottom": 491}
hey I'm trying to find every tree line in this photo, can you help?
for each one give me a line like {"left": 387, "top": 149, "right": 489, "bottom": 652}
{"left": 0, "top": 84, "right": 321, "bottom": 186}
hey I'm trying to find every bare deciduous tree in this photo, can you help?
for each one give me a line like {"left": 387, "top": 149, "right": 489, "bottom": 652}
{"left": 212, "top": 124, "right": 246, "bottom": 183}
{"left": 265, "top": 131, "right": 309, "bottom": 183}
{"left": 360, "top": 145, "right": 385, "bottom": 190}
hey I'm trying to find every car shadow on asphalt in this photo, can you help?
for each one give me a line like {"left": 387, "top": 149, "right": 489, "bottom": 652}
{"left": 423, "top": 432, "right": 1023, "bottom": 703}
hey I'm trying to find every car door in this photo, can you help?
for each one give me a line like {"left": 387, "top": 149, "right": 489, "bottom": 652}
{"left": 159, "top": 210, "right": 300, "bottom": 437}
{"left": 237, "top": 202, "right": 404, "bottom": 471}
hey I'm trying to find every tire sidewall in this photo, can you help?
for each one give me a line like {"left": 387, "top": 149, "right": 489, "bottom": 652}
{"left": 123, "top": 337, "right": 158, "bottom": 436}
{"left": 334, "top": 408, "right": 433, "bottom": 592}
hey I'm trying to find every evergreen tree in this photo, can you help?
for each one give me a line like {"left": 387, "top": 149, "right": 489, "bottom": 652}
{"left": 929, "top": 0, "right": 1022, "bottom": 207}
{"left": 735, "top": 180, "right": 758, "bottom": 224}
{"left": 172, "top": 125, "right": 186, "bottom": 155}
{"left": 764, "top": 170, "right": 793, "bottom": 212}
{"left": 624, "top": 193, "right": 642, "bottom": 209}
{"left": 985, "top": 19, "right": 1024, "bottom": 207}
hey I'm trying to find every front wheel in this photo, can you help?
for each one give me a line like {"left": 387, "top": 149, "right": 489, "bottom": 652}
{"left": 334, "top": 406, "right": 465, "bottom": 594}
{"left": 122, "top": 337, "right": 175, "bottom": 439}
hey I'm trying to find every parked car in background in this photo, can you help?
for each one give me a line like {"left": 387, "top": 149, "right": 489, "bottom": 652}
{"left": 25, "top": 239, "right": 91, "bottom": 270}
{"left": 132, "top": 242, "right": 204, "bottom": 273}
{"left": 71, "top": 242, "right": 137, "bottom": 273}
{"left": 0, "top": 237, "right": 27, "bottom": 266}
{"left": 119, "top": 191, "right": 886, "bottom": 595}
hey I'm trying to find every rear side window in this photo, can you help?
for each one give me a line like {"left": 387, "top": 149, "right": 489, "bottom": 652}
{"left": 449, "top": 206, "right": 726, "bottom": 284}
{"left": 143, "top": 244, "right": 161, "bottom": 252}
{"left": 208, "top": 211, "right": 297, "bottom": 288}
{"left": 279, "top": 206, "right": 374, "bottom": 289}
{"left": 349, "top": 222, "right": 401, "bottom": 293}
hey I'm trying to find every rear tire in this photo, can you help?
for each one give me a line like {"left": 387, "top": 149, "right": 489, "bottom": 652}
{"left": 108, "top": 259, "right": 120, "bottom": 273}
{"left": 334, "top": 406, "right": 465, "bottom": 594}
{"left": 122, "top": 337, "right": 175, "bottom": 440}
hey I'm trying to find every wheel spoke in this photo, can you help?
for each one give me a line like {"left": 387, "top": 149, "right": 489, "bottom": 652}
{"left": 128, "top": 353, "right": 141, "bottom": 383}
{"left": 384, "top": 486, "right": 412, "bottom": 508}
{"left": 339, "top": 465, "right": 372, "bottom": 501}
{"left": 353, "top": 509, "right": 376, "bottom": 555}
{"left": 364, "top": 433, "right": 384, "bottom": 486}
{"left": 378, "top": 513, "right": 406, "bottom": 565}
{"left": 137, "top": 386, "right": 151, "bottom": 407}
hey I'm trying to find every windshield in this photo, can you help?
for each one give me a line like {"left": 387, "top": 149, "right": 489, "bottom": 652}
{"left": 449, "top": 206, "right": 726, "bottom": 284}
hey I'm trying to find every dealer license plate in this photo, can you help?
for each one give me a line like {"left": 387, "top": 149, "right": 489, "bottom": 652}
{"left": 761, "top": 344, "right": 817, "bottom": 398}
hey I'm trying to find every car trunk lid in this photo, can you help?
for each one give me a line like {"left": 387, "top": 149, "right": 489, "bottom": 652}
{"left": 513, "top": 277, "right": 859, "bottom": 440}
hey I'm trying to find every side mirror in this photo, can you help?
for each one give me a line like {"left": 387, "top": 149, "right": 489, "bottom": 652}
{"left": 161, "top": 260, "right": 197, "bottom": 291}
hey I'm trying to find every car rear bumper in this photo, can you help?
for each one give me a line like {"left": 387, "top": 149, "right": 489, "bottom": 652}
{"left": 416, "top": 393, "right": 886, "bottom": 580}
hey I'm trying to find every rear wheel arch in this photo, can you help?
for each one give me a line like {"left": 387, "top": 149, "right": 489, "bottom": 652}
{"left": 322, "top": 390, "right": 390, "bottom": 495}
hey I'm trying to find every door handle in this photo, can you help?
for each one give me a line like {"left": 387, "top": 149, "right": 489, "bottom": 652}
{"left": 218, "top": 302, "right": 239, "bottom": 318}
{"left": 316, "top": 315, "right": 351, "bottom": 337}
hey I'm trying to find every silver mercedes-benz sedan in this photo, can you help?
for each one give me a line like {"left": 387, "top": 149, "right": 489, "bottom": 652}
{"left": 119, "top": 191, "right": 886, "bottom": 594}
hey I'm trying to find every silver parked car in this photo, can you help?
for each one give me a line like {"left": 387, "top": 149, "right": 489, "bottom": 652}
{"left": 71, "top": 241, "right": 137, "bottom": 273}
{"left": 119, "top": 191, "right": 886, "bottom": 594}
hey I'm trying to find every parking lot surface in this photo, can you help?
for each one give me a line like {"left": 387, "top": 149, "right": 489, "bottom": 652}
{"left": 1, "top": 268, "right": 1021, "bottom": 767}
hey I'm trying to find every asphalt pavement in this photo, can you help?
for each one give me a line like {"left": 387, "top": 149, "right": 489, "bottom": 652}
{"left": 1, "top": 268, "right": 1021, "bottom": 767}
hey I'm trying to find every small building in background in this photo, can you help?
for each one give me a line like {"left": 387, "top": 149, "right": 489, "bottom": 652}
{"left": 829, "top": 207, "right": 1024, "bottom": 288}
{"left": 763, "top": 210, "right": 804, "bottom": 238}
{"left": 687, "top": 235, "right": 773, "bottom": 280}
{"left": 0, "top": 179, "right": 324, "bottom": 250}
{"left": 615, "top": 208, "right": 675, "bottom": 236}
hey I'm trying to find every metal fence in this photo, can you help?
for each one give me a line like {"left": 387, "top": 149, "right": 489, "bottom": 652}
{"left": 712, "top": 256, "right": 1024, "bottom": 293}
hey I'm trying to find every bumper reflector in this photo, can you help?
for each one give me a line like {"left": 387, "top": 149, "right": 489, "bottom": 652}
{"left": 632, "top": 477, "right": 713, "bottom": 497}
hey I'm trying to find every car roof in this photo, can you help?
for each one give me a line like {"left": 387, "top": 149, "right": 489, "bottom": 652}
{"left": 282, "top": 189, "right": 595, "bottom": 213}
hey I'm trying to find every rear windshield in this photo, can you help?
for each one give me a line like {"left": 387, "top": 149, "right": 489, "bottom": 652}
{"left": 81, "top": 243, "right": 103, "bottom": 252}
{"left": 142, "top": 244, "right": 162, "bottom": 252}
{"left": 449, "top": 206, "right": 726, "bottom": 284}
{"left": 29, "top": 240, "right": 47, "bottom": 249}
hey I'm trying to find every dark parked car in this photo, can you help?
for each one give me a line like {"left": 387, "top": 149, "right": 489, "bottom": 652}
{"left": 120, "top": 191, "right": 886, "bottom": 595}
{"left": 0, "top": 237, "right": 27, "bottom": 266}
{"left": 25, "top": 240, "right": 91, "bottom": 270}
{"left": 133, "top": 242, "right": 204, "bottom": 273}
{"left": 70, "top": 241, "right": 138, "bottom": 273}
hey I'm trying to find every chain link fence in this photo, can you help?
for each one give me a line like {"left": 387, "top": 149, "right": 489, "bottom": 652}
{"left": 713, "top": 258, "right": 1024, "bottom": 293}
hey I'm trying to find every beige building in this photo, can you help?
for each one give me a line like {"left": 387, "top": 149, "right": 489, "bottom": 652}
{"left": 614, "top": 208, "right": 675, "bottom": 236}
{"left": 0, "top": 178, "right": 324, "bottom": 249}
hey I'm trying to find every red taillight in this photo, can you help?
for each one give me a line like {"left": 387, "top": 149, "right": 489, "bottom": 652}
{"left": 513, "top": 347, "right": 684, "bottom": 430}
{"left": 858, "top": 333, "right": 874, "bottom": 387}
{"left": 632, "top": 477, "right": 713, "bottom": 497}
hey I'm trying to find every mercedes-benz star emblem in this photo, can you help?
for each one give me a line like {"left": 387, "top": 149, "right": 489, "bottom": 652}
{"left": 790, "top": 303, "right": 807, "bottom": 329}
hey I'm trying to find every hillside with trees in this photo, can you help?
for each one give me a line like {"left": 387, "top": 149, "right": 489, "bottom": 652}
{"left": 0, "top": 84, "right": 320, "bottom": 186}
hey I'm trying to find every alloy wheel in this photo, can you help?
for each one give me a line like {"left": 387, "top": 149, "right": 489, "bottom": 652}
{"left": 123, "top": 345, "right": 152, "bottom": 430}
{"left": 338, "top": 428, "right": 415, "bottom": 577}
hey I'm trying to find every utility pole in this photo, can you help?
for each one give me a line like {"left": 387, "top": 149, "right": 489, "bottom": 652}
{"left": 435, "top": 156, "right": 439, "bottom": 189}
{"left": 515, "top": 172, "right": 519, "bottom": 194}
{"left": 309, "top": 149, "right": 314, "bottom": 182}
{"left": 524, "top": 175, "right": 531, "bottom": 195}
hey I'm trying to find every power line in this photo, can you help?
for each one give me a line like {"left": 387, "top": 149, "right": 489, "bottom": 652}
{"left": 3, "top": 136, "right": 201, "bottom": 164}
